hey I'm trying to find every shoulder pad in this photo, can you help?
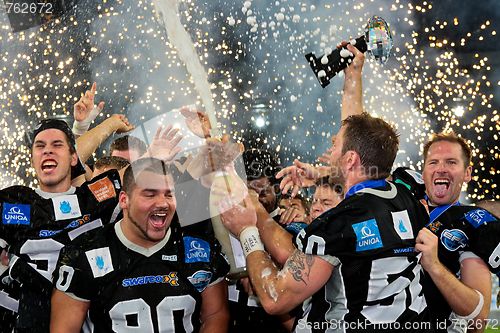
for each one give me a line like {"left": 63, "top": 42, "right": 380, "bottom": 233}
{"left": 392, "top": 167, "right": 426, "bottom": 199}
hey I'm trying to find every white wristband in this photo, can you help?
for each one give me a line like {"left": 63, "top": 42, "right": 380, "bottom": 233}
{"left": 452, "top": 289, "right": 484, "bottom": 320}
{"left": 73, "top": 104, "right": 102, "bottom": 136}
{"left": 239, "top": 227, "right": 264, "bottom": 257}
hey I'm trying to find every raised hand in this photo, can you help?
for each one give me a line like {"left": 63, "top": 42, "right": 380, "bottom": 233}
{"left": 276, "top": 159, "right": 321, "bottom": 197}
{"left": 73, "top": 82, "right": 105, "bottom": 136}
{"left": 102, "top": 114, "right": 134, "bottom": 134}
{"left": 220, "top": 195, "right": 257, "bottom": 237}
{"left": 179, "top": 105, "right": 212, "bottom": 138}
{"left": 145, "top": 125, "right": 183, "bottom": 162}
{"left": 74, "top": 82, "right": 105, "bottom": 122}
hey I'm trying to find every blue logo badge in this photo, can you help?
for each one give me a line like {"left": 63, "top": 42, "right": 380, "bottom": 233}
{"left": 440, "top": 229, "right": 469, "bottom": 251}
{"left": 96, "top": 256, "right": 105, "bottom": 269}
{"left": 188, "top": 270, "right": 213, "bottom": 292}
{"left": 60, "top": 201, "right": 72, "bottom": 214}
{"left": 2, "top": 203, "right": 30, "bottom": 225}
{"left": 352, "top": 219, "right": 384, "bottom": 252}
{"left": 398, "top": 220, "right": 408, "bottom": 233}
{"left": 184, "top": 237, "right": 210, "bottom": 263}
{"left": 464, "top": 209, "right": 496, "bottom": 229}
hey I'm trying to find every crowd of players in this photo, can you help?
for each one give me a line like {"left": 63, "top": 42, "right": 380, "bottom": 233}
{"left": 0, "top": 42, "right": 499, "bottom": 333}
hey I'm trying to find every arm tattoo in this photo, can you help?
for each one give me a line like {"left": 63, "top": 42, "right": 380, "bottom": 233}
{"left": 286, "top": 250, "right": 315, "bottom": 285}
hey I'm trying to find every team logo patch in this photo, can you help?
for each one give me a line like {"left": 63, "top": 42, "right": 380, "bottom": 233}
{"left": 464, "top": 209, "right": 496, "bottom": 228}
{"left": 52, "top": 195, "right": 82, "bottom": 221}
{"left": 88, "top": 177, "right": 117, "bottom": 202}
{"left": 391, "top": 210, "right": 414, "bottom": 240}
{"left": 188, "top": 270, "right": 213, "bottom": 292}
{"left": 352, "top": 219, "right": 384, "bottom": 252}
{"left": 2, "top": 203, "right": 30, "bottom": 225}
{"left": 440, "top": 229, "right": 469, "bottom": 251}
{"left": 427, "top": 221, "right": 442, "bottom": 233}
{"left": 184, "top": 237, "right": 210, "bottom": 263}
{"left": 122, "top": 273, "right": 179, "bottom": 287}
{"left": 85, "top": 247, "right": 114, "bottom": 278}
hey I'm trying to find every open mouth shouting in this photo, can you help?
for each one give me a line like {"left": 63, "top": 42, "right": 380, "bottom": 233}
{"left": 41, "top": 159, "right": 58, "bottom": 173}
{"left": 433, "top": 178, "right": 450, "bottom": 197}
{"left": 149, "top": 210, "right": 169, "bottom": 229}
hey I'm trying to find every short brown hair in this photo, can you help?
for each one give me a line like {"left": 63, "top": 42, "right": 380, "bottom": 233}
{"left": 94, "top": 156, "right": 130, "bottom": 171}
{"left": 110, "top": 135, "right": 147, "bottom": 156}
{"left": 423, "top": 132, "right": 471, "bottom": 167}
{"left": 341, "top": 113, "right": 399, "bottom": 179}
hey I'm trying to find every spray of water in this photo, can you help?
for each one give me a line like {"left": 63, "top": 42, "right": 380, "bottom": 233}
{"left": 152, "top": 0, "right": 220, "bottom": 137}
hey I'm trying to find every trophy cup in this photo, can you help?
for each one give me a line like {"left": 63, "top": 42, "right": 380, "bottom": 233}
{"left": 306, "top": 16, "right": 393, "bottom": 88}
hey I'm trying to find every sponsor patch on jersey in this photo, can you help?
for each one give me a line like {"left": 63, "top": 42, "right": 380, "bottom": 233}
{"left": 39, "top": 229, "right": 63, "bottom": 237}
{"left": 2, "top": 203, "right": 30, "bottom": 225}
{"left": 162, "top": 254, "right": 178, "bottom": 261}
{"left": 393, "top": 247, "right": 415, "bottom": 254}
{"left": 184, "top": 236, "right": 210, "bottom": 263}
{"left": 122, "top": 272, "right": 179, "bottom": 287}
{"left": 440, "top": 229, "right": 469, "bottom": 251}
{"left": 188, "top": 270, "right": 213, "bottom": 292}
{"left": 352, "top": 219, "right": 384, "bottom": 252}
{"left": 88, "top": 177, "right": 117, "bottom": 202}
{"left": 464, "top": 209, "right": 496, "bottom": 228}
{"left": 52, "top": 195, "right": 82, "bottom": 221}
{"left": 85, "top": 247, "right": 114, "bottom": 278}
{"left": 39, "top": 215, "right": 93, "bottom": 238}
{"left": 391, "top": 210, "right": 414, "bottom": 240}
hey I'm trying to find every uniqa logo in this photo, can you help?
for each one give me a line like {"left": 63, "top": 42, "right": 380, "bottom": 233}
{"left": 360, "top": 226, "right": 375, "bottom": 238}
{"left": 5, "top": 207, "right": 28, "bottom": 221}
{"left": 187, "top": 240, "right": 208, "bottom": 259}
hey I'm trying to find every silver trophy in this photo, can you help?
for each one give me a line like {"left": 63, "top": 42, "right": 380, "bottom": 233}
{"left": 306, "top": 16, "right": 393, "bottom": 88}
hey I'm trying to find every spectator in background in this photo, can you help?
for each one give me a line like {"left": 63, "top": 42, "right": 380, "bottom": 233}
{"left": 309, "top": 176, "right": 343, "bottom": 220}
{"left": 109, "top": 135, "right": 148, "bottom": 162}
{"left": 91, "top": 155, "right": 130, "bottom": 179}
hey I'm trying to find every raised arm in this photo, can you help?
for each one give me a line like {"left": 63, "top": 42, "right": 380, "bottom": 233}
{"left": 75, "top": 114, "right": 134, "bottom": 162}
{"left": 72, "top": 82, "right": 105, "bottom": 137}
{"left": 340, "top": 43, "right": 365, "bottom": 120}
{"left": 220, "top": 198, "right": 333, "bottom": 315}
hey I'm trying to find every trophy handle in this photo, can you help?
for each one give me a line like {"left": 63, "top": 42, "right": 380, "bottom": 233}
{"left": 305, "top": 35, "right": 368, "bottom": 88}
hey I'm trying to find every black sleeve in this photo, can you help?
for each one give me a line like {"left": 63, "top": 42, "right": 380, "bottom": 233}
{"left": 9, "top": 256, "right": 53, "bottom": 293}
{"left": 462, "top": 208, "right": 500, "bottom": 276}
{"left": 53, "top": 241, "right": 98, "bottom": 301}
{"left": 391, "top": 167, "right": 426, "bottom": 200}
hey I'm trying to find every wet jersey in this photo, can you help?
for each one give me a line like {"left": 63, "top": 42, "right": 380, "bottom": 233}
{"left": 293, "top": 179, "right": 431, "bottom": 333}
{"left": 0, "top": 170, "right": 122, "bottom": 331}
{"left": 54, "top": 218, "right": 229, "bottom": 333}
{"left": 0, "top": 266, "right": 19, "bottom": 333}
{"left": 392, "top": 167, "right": 500, "bottom": 332}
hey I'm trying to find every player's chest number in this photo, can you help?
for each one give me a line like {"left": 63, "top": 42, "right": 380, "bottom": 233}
{"left": 109, "top": 295, "right": 196, "bottom": 333}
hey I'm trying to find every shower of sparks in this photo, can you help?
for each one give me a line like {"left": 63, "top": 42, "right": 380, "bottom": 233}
{"left": 0, "top": 0, "right": 497, "bottom": 201}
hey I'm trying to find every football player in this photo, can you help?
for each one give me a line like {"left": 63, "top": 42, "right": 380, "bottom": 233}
{"left": 0, "top": 119, "right": 123, "bottom": 332}
{"left": 51, "top": 158, "right": 229, "bottom": 332}
{"left": 219, "top": 113, "right": 432, "bottom": 332}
